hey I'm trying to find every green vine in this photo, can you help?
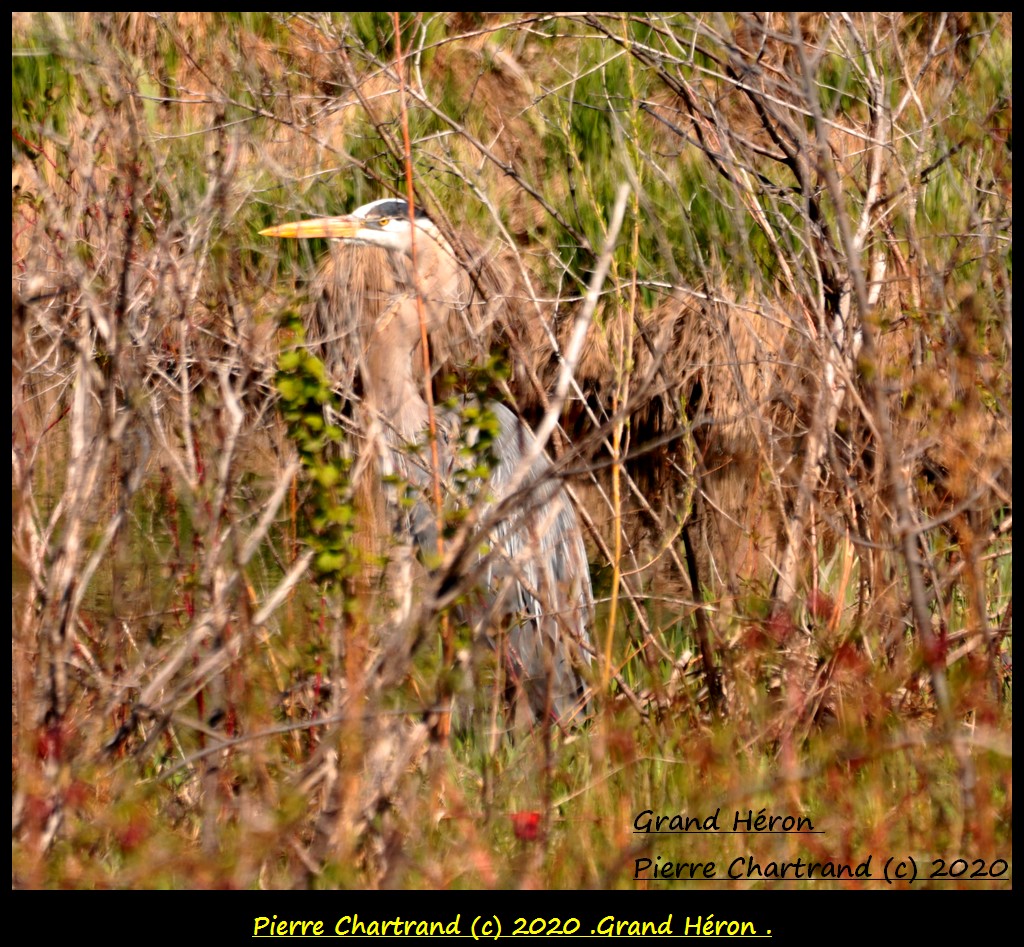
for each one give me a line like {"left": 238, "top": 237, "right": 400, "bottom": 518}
{"left": 275, "top": 313, "right": 356, "bottom": 583}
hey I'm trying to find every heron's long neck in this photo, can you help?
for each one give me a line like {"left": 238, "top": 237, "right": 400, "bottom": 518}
{"left": 362, "top": 235, "right": 460, "bottom": 444}
{"left": 363, "top": 304, "right": 430, "bottom": 444}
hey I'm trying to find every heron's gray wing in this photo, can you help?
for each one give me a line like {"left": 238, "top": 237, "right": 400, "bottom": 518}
{"left": 390, "top": 398, "right": 592, "bottom": 725}
{"left": 461, "top": 402, "right": 592, "bottom": 723}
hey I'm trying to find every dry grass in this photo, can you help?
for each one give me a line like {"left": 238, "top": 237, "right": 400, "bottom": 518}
{"left": 12, "top": 13, "right": 1011, "bottom": 890}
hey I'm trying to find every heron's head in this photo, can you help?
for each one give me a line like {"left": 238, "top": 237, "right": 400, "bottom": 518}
{"left": 260, "top": 198, "right": 437, "bottom": 255}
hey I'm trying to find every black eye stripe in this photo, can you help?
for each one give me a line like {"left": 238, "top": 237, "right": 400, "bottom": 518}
{"left": 361, "top": 199, "right": 429, "bottom": 222}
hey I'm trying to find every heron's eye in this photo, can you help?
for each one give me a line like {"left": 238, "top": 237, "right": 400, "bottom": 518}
{"left": 375, "top": 217, "right": 390, "bottom": 227}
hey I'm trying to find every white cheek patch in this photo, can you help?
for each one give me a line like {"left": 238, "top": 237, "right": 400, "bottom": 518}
{"left": 375, "top": 227, "right": 409, "bottom": 252}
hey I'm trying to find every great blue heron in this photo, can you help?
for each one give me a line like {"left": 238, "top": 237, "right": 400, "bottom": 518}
{"left": 261, "top": 197, "right": 593, "bottom": 727}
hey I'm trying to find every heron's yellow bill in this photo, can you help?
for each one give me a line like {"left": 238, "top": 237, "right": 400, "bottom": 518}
{"left": 259, "top": 216, "right": 362, "bottom": 240}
